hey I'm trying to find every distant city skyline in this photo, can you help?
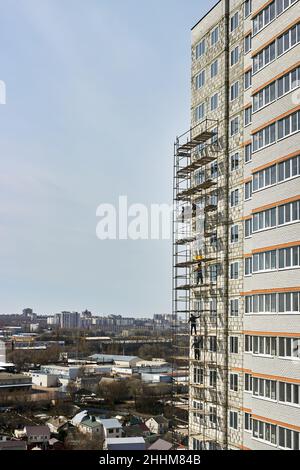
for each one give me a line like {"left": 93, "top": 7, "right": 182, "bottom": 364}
{"left": 0, "top": 0, "right": 216, "bottom": 316}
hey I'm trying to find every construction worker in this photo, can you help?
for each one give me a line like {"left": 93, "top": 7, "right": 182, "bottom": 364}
{"left": 192, "top": 203, "right": 197, "bottom": 218}
{"left": 195, "top": 261, "right": 204, "bottom": 285}
{"left": 181, "top": 206, "right": 185, "bottom": 223}
{"left": 188, "top": 313, "right": 200, "bottom": 335}
{"left": 192, "top": 336, "right": 202, "bottom": 360}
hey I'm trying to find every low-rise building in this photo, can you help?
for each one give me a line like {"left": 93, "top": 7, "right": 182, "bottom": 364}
{"left": 145, "top": 416, "right": 169, "bottom": 435}
{"left": 26, "top": 371, "right": 58, "bottom": 388}
{"left": 15, "top": 425, "right": 50, "bottom": 449}
{"left": 0, "top": 440, "right": 27, "bottom": 451}
{"left": 89, "top": 354, "right": 140, "bottom": 368}
{"left": 104, "top": 437, "right": 146, "bottom": 451}
{"left": 78, "top": 416, "right": 102, "bottom": 435}
{"left": 0, "top": 373, "right": 32, "bottom": 393}
{"left": 46, "top": 416, "right": 68, "bottom": 435}
{"left": 99, "top": 419, "right": 123, "bottom": 439}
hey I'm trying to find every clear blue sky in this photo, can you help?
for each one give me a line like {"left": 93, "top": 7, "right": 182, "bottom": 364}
{"left": 0, "top": 0, "right": 216, "bottom": 316}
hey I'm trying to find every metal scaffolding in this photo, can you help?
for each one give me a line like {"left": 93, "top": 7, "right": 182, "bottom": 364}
{"left": 172, "top": 117, "right": 229, "bottom": 450}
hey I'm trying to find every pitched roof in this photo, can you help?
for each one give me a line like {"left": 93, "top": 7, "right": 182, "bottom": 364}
{"left": 149, "top": 415, "right": 169, "bottom": 424}
{"left": 80, "top": 417, "right": 101, "bottom": 429}
{"left": 0, "top": 440, "right": 27, "bottom": 450}
{"left": 25, "top": 425, "right": 50, "bottom": 437}
{"left": 148, "top": 439, "right": 172, "bottom": 451}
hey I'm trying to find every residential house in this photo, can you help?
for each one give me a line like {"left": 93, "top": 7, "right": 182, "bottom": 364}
{"left": 145, "top": 416, "right": 169, "bottom": 435}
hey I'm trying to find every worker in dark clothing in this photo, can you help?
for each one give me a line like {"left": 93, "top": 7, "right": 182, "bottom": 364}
{"left": 189, "top": 313, "right": 200, "bottom": 335}
{"left": 195, "top": 262, "right": 204, "bottom": 285}
{"left": 181, "top": 206, "right": 185, "bottom": 223}
{"left": 192, "top": 337, "right": 202, "bottom": 360}
{"left": 192, "top": 203, "right": 197, "bottom": 218}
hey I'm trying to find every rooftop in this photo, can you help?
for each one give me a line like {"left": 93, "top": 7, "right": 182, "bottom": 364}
{"left": 191, "top": 0, "right": 222, "bottom": 31}
{"left": 148, "top": 438, "right": 173, "bottom": 451}
{"left": 100, "top": 418, "right": 122, "bottom": 430}
{"left": 89, "top": 354, "right": 139, "bottom": 362}
{"left": 24, "top": 425, "right": 50, "bottom": 437}
{"left": 106, "top": 437, "right": 145, "bottom": 445}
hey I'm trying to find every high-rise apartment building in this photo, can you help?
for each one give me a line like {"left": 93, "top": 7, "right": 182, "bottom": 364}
{"left": 172, "top": 0, "right": 300, "bottom": 450}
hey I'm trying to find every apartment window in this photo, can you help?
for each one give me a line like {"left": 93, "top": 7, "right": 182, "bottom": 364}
{"left": 278, "top": 155, "right": 300, "bottom": 182}
{"left": 278, "top": 66, "right": 300, "bottom": 98}
{"left": 230, "top": 12, "right": 239, "bottom": 32}
{"left": 195, "top": 39, "right": 205, "bottom": 59}
{"left": 230, "top": 298, "right": 239, "bottom": 316}
{"left": 245, "top": 335, "right": 253, "bottom": 352}
{"left": 195, "top": 102, "right": 205, "bottom": 122}
{"left": 209, "top": 406, "right": 217, "bottom": 428}
{"left": 209, "top": 369, "right": 217, "bottom": 387}
{"left": 230, "top": 224, "right": 239, "bottom": 243}
{"left": 230, "top": 336, "right": 239, "bottom": 354}
{"left": 246, "top": 293, "right": 276, "bottom": 314}
{"left": 231, "top": 46, "right": 239, "bottom": 66}
{"left": 211, "top": 26, "right": 219, "bottom": 46}
{"left": 210, "top": 263, "right": 220, "bottom": 283}
{"left": 245, "top": 257, "right": 252, "bottom": 276}
{"left": 252, "top": 377, "right": 277, "bottom": 400}
{"left": 253, "top": 41, "right": 276, "bottom": 74}
{"left": 253, "top": 1, "right": 276, "bottom": 35}
{"left": 253, "top": 336, "right": 277, "bottom": 355}
{"left": 279, "top": 381, "right": 300, "bottom": 406}
{"left": 278, "top": 199, "right": 300, "bottom": 225}
{"left": 230, "top": 189, "right": 239, "bottom": 207}
{"left": 252, "top": 207, "right": 276, "bottom": 232}
{"left": 230, "top": 116, "right": 239, "bottom": 136}
{"left": 245, "top": 374, "right": 252, "bottom": 392}
{"left": 279, "top": 427, "right": 300, "bottom": 450}
{"left": 230, "top": 374, "right": 238, "bottom": 392}
{"left": 244, "top": 181, "right": 252, "bottom": 200}
{"left": 230, "top": 81, "right": 239, "bottom": 101}
{"left": 229, "top": 411, "right": 238, "bottom": 430}
{"left": 244, "top": 69, "right": 252, "bottom": 89}
{"left": 244, "top": 0, "right": 252, "bottom": 18}
{"left": 195, "top": 70, "right": 205, "bottom": 89}
{"left": 230, "top": 262, "right": 239, "bottom": 280}
{"left": 253, "top": 164, "right": 276, "bottom": 191}
{"left": 253, "top": 23, "right": 300, "bottom": 74}
{"left": 210, "top": 93, "right": 219, "bottom": 111}
{"left": 252, "top": 122, "right": 276, "bottom": 152}
{"left": 252, "top": 250, "right": 277, "bottom": 273}
{"left": 278, "top": 245, "right": 300, "bottom": 269}
{"left": 211, "top": 59, "right": 218, "bottom": 78}
{"left": 208, "top": 336, "right": 217, "bottom": 352}
{"left": 245, "top": 413, "right": 252, "bottom": 432}
{"left": 244, "top": 106, "right": 252, "bottom": 126}
{"left": 277, "top": 0, "right": 298, "bottom": 15}
{"left": 278, "top": 292, "right": 300, "bottom": 313}
{"left": 278, "top": 337, "right": 300, "bottom": 358}
{"left": 230, "top": 152, "right": 239, "bottom": 171}
{"left": 277, "top": 23, "right": 300, "bottom": 57}
{"left": 193, "top": 400, "right": 204, "bottom": 425}
{"left": 193, "top": 367, "right": 204, "bottom": 384}
{"left": 210, "top": 162, "right": 218, "bottom": 180}
{"left": 278, "top": 110, "right": 300, "bottom": 140}
{"left": 252, "top": 420, "right": 277, "bottom": 445}
{"left": 253, "top": 67, "right": 300, "bottom": 111}
{"left": 245, "top": 143, "right": 252, "bottom": 163}
{"left": 244, "top": 34, "right": 252, "bottom": 53}
{"left": 253, "top": 82, "right": 276, "bottom": 112}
